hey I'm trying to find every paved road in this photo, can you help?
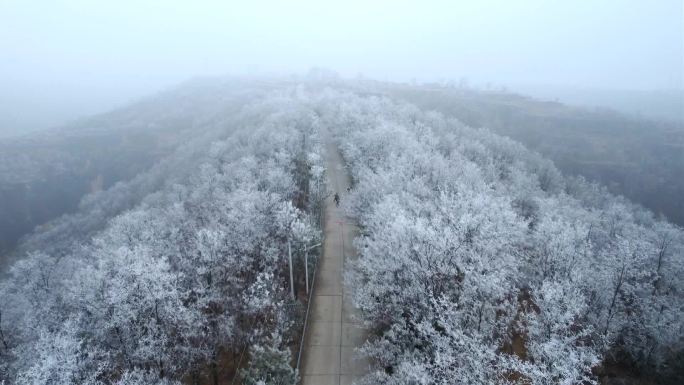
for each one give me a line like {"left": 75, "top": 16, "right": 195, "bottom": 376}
{"left": 300, "top": 139, "right": 369, "bottom": 385}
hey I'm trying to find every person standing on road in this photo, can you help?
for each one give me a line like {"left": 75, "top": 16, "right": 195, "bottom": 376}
{"left": 334, "top": 192, "right": 340, "bottom": 207}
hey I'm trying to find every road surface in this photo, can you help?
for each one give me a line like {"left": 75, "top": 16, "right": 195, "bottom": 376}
{"left": 300, "top": 139, "right": 370, "bottom": 385}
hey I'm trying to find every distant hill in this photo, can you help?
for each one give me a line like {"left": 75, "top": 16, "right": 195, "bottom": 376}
{"left": 384, "top": 84, "right": 684, "bottom": 226}
{"left": 0, "top": 78, "right": 267, "bottom": 263}
{"left": 513, "top": 85, "right": 684, "bottom": 124}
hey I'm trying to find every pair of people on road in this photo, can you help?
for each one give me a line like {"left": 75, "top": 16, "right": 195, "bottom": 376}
{"left": 334, "top": 187, "right": 351, "bottom": 207}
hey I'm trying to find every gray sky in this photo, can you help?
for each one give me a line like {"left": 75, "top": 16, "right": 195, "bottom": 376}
{"left": 1, "top": 0, "right": 682, "bottom": 134}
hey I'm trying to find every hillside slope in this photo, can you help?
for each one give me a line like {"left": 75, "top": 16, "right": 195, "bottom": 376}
{"left": 319, "top": 89, "right": 684, "bottom": 384}
{"left": 0, "top": 79, "right": 682, "bottom": 384}
{"left": 386, "top": 85, "right": 684, "bottom": 226}
{"left": 0, "top": 78, "right": 278, "bottom": 264}
{"left": 0, "top": 83, "right": 327, "bottom": 384}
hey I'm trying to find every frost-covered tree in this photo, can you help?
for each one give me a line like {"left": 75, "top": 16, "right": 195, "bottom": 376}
{"left": 0, "top": 87, "right": 324, "bottom": 384}
{"left": 1, "top": 80, "right": 682, "bottom": 385}
{"left": 317, "top": 88, "right": 684, "bottom": 384}
{"left": 241, "top": 335, "right": 297, "bottom": 385}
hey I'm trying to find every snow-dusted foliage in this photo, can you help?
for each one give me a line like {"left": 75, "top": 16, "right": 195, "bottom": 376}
{"left": 1, "top": 80, "right": 682, "bottom": 384}
{"left": 240, "top": 335, "right": 297, "bottom": 385}
{"left": 317, "top": 91, "right": 683, "bottom": 384}
{"left": 0, "top": 88, "right": 325, "bottom": 384}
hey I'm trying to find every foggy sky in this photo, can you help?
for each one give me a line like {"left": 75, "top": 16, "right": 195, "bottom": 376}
{"left": 1, "top": 0, "right": 682, "bottom": 135}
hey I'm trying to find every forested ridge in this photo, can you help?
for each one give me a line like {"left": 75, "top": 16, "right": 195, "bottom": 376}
{"left": 0, "top": 80, "right": 682, "bottom": 384}
{"left": 320, "top": 90, "right": 684, "bottom": 384}
{"left": 388, "top": 85, "right": 684, "bottom": 226}
{"left": 0, "top": 78, "right": 278, "bottom": 261}
{"left": 0, "top": 84, "right": 327, "bottom": 384}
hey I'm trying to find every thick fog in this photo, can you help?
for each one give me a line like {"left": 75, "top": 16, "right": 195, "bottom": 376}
{"left": 1, "top": 0, "right": 682, "bottom": 135}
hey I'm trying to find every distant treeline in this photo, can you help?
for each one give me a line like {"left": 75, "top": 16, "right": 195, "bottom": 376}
{"left": 0, "top": 78, "right": 267, "bottom": 266}
{"left": 388, "top": 85, "right": 684, "bottom": 226}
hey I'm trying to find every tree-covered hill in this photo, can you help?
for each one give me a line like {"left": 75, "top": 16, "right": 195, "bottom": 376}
{"left": 385, "top": 84, "right": 684, "bottom": 226}
{"left": 0, "top": 78, "right": 682, "bottom": 384}
{"left": 0, "top": 78, "right": 278, "bottom": 263}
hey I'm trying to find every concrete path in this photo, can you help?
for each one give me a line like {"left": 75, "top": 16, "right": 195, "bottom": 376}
{"left": 300, "top": 139, "right": 369, "bottom": 385}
